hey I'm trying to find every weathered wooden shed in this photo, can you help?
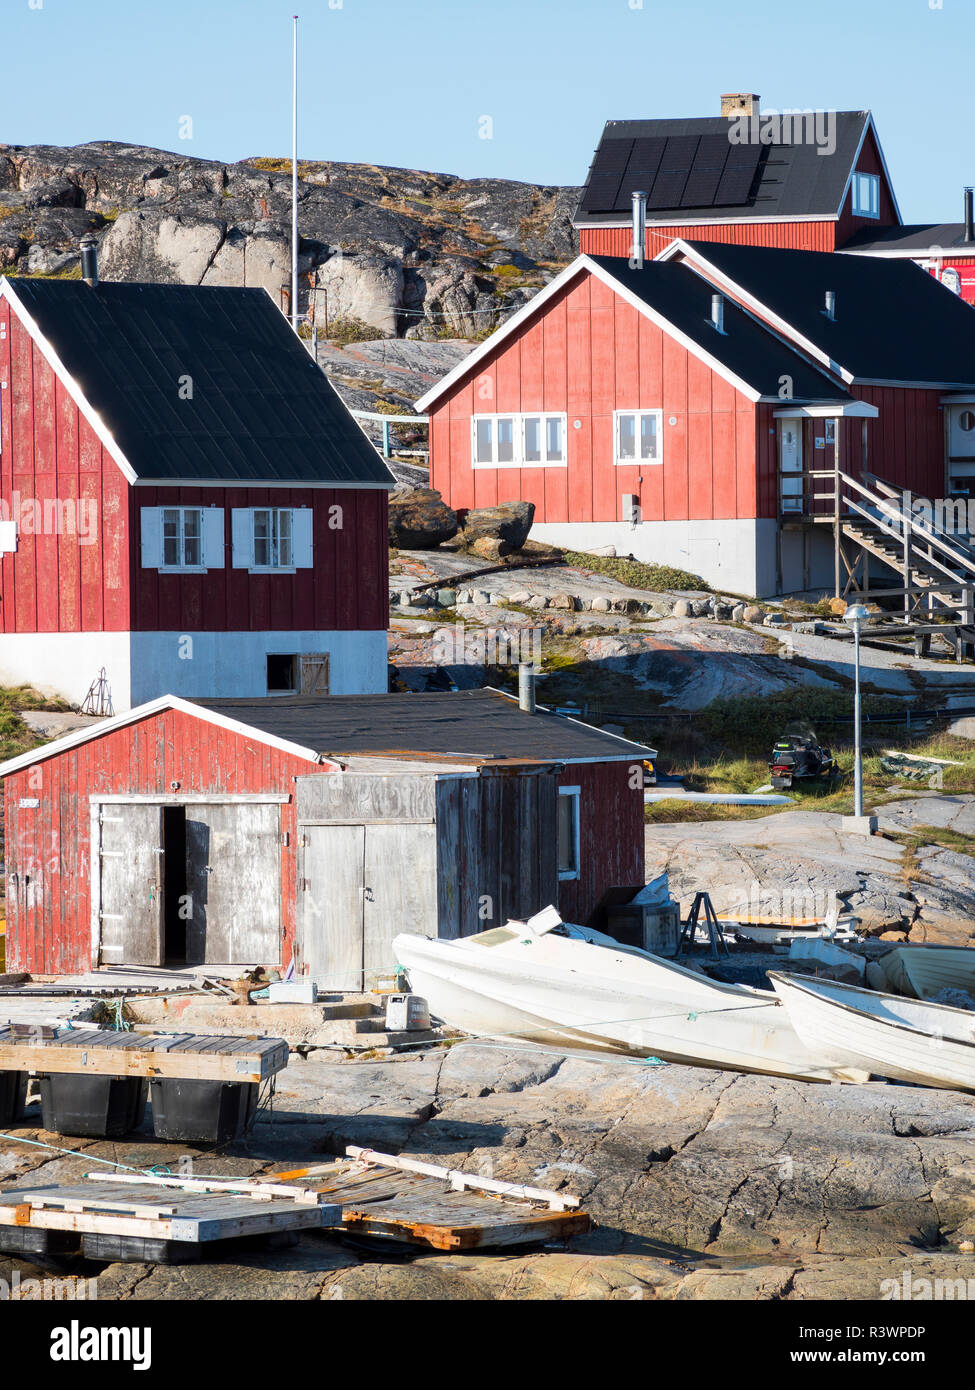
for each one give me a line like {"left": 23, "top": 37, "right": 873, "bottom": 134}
{"left": 0, "top": 690, "right": 650, "bottom": 986}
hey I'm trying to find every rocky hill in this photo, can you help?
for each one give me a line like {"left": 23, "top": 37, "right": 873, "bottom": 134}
{"left": 0, "top": 141, "right": 579, "bottom": 340}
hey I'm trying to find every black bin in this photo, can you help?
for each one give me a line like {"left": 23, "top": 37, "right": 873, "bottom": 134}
{"left": 39, "top": 1074, "right": 148, "bottom": 1138}
{"left": 0, "top": 1071, "right": 27, "bottom": 1126}
{"left": 149, "top": 1079, "right": 258, "bottom": 1143}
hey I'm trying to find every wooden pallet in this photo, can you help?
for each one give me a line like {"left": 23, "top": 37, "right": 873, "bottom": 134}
{"left": 0, "top": 1026, "right": 288, "bottom": 1084}
{"left": 0, "top": 1180, "right": 340, "bottom": 1253}
{"left": 278, "top": 1147, "right": 592, "bottom": 1251}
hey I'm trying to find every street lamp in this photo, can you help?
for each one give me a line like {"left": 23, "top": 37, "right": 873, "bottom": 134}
{"left": 843, "top": 603, "right": 872, "bottom": 822}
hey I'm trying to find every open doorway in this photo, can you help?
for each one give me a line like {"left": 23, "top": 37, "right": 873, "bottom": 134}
{"left": 162, "top": 806, "right": 188, "bottom": 964}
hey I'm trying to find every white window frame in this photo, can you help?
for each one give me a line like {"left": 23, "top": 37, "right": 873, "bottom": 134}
{"left": 613, "top": 409, "right": 663, "bottom": 467}
{"left": 471, "top": 412, "right": 568, "bottom": 469}
{"left": 160, "top": 505, "right": 205, "bottom": 573}
{"left": 231, "top": 506, "right": 314, "bottom": 574}
{"left": 851, "top": 172, "right": 880, "bottom": 220}
{"left": 252, "top": 507, "right": 294, "bottom": 572}
{"left": 557, "top": 785, "right": 581, "bottom": 882}
{"left": 141, "top": 505, "right": 224, "bottom": 573}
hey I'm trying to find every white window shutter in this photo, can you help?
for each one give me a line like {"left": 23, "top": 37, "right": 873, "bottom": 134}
{"left": 202, "top": 508, "right": 225, "bottom": 569}
{"left": 140, "top": 507, "right": 162, "bottom": 568}
{"left": 292, "top": 508, "right": 314, "bottom": 568}
{"left": 231, "top": 509, "right": 253, "bottom": 569}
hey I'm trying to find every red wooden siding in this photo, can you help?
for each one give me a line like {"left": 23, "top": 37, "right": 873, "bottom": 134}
{"left": 3, "top": 709, "right": 332, "bottom": 974}
{"left": 130, "top": 487, "right": 388, "bottom": 633}
{"left": 0, "top": 304, "right": 389, "bottom": 636}
{"left": 852, "top": 385, "right": 946, "bottom": 497}
{"left": 429, "top": 268, "right": 759, "bottom": 524}
{"left": 835, "top": 127, "right": 900, "bottom": 248}
{"left": 0, "top": 303, "right": 131, "bottom": 633}
{"left": 557, "top": 762, "right": 645, "bottom": 925}
{"left": 580, "top": 220, "right": 838, "bottom": 258}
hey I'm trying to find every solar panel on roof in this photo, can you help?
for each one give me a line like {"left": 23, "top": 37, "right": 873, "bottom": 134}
{"left": 579, "top": 138, "right": 634, "bottom": 212}
{"left": 678, "top": 133, "right": 732, "bottom": 207}
{"left": 714, "top": 142, "right": 763, "bottom": 206}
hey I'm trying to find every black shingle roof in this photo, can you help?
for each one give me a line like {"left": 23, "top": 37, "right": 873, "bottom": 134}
{"left": 676, "top": 240, "right": 975, "bottom": 385}
{"left": 575, "top": 112, "right": 873, "bottom": 225}
{"left": 590, "top": 256, "right": 854, "bottom": 403}
{"left": 4, "top": 277, "right": 394, "bottom": 486}
{"left": 193, "top": 689, "right": 653, "bottom": 763}
{"left": 841, "top": 223, "right": 974, "bottom": 253}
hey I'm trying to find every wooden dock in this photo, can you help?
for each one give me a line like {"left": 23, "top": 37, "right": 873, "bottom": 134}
{"left": 0, "top": 1026, "right": 289, "bottom": 1084}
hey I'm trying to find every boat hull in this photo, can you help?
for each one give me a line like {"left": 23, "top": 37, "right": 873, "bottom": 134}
{"left": 769, "top": 971, "right": 975, "bottom": 1091}
{"left": 396, "top": 933, "right": 868, "bottom": 1084}
{"left": 879, "top": 946, "right": 975, "bottom": 1001}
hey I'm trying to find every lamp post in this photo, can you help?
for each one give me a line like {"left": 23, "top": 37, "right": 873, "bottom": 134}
{"left": 843, "top": 603, "right": 872, "bottom": 822}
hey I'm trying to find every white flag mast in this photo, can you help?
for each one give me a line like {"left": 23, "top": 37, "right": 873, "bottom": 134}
{"left": 291, "top": 13, "right": 299, "bottom": 332}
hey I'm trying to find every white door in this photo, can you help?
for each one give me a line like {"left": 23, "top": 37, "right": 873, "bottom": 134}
{"left": 300, "top": 824, "right": 366, "bottom": 990}
{"left": 948, "top": 405, "right": 975, "bottom": 491}
{"left": 779, "top": 420, "right": 804, "bottom": 513}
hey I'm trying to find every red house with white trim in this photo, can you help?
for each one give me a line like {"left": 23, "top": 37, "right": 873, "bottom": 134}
{"left": 0, "top": 268, "right": 392, "bottom": 710}
{"left": 417, "top": 241, "right": 975, "bottom": 597}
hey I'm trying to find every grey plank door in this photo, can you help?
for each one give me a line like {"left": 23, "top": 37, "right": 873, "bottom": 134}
{"left": 184, "top": 803, "right": 282, "bottom": 964}
{"left": 363, "top": 823, "right": 437, "bottom": 976}
{"left": 97, "top": 803, "right": 165, "bottom": 965}
{"left": 300, "top": 824, "right": 365, "bottom": 989}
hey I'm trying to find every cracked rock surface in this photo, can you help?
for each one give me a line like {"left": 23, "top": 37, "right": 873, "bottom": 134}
{"left": 3, "top": 1043, "right": 975, "bottom": 1300}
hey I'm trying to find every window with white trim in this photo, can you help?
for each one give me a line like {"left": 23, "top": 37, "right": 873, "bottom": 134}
{"left": 614, "top": 410, "right": 662, "bottom": 466}
{"left": 557, "top": 786, "right": 581, "bottom": 881}
{"left": 231, "top": 506, "right": 314, "bottom": 573}
{"left": 140, "top": 506, "right": 224, "bottom": 572}
{"left": 471, "top": 412, "right": 566, "bottom": 467}
{"left": 851, "top": 172, "right": 880, "bottom": 219}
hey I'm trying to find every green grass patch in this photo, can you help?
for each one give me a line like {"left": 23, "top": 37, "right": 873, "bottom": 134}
{"left": 562, "top": 551, "right": 709, "bottom": 593}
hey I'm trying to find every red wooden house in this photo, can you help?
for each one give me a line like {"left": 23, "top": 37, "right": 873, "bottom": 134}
{"left": 0, "top": 689, "right": 649, "bottom": 978}
{"left": 417, "top": 240, "right": 975, "bottom": 597}
{"left": 573, "top": 95, "right": 902, "bottom": 259}
{"left": 0, "top": 258, "right": 392, "bottom": 711}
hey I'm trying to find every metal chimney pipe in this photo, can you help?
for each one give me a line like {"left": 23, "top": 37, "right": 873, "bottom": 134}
{"left": 965, "top": 187, "right": 974, "bottom": 244}
{"left": 630, "top": 191, "right": 647, "bottom": 270}
{"left": 711, "top": 293, "right": 725, "bottom": 333}
{"left": 518, "top": 663, "right": 536, "bottom": 714}
{"left": 825, "top": 290, "right": 836, "bottom": 320}
{"left": 80, "top": 234, "right": 98, "bottom": 288}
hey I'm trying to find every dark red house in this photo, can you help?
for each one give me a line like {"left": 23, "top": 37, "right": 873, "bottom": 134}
{"left": 0, "top": 269, "right": 392, "bottom": 711}
{"left": 417, "top": 234, "right": 975, "bottom": 597}
{"left": 0, "top": 690, "right": 649, "bottom": 981}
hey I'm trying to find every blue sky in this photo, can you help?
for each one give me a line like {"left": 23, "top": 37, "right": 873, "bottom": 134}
{"left": 2, "top": 0, "right": 972, "bottom": 221}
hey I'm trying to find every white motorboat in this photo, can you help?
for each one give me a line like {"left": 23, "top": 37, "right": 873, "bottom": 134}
{"left": 876, "top": 945, "right": 975, "bottom": 1002}
{"left": 769, "top": 970, "right": 975, "bottom": 1091}
{"left": 394, "top": 917, "right": 869, "bottom": 1084}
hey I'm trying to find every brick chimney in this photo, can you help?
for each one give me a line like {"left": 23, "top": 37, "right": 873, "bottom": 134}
{"left": 721, "top": 93, "right": 760, "bottom": 118}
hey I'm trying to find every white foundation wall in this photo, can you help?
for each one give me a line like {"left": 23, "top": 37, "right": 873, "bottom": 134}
{"left": 0, "top": 631, "right": 132, "bottom": 709}
{"left": 0, "top": 629, "right": 388, "bottom": 710}
{"left": 531, "top": 519, "right": 779, "bottom": 598}
{"left": 128, "top": 630, "right": 389, "bottom": 706}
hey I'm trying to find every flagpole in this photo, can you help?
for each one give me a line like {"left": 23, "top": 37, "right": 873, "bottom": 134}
{"left": 291, "top": 13, "right": 299, "bottom": 332}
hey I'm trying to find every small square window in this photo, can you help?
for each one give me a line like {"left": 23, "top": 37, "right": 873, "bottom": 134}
{"left": 615, "top": 410, "right": 663, "bottom": 466}
{"left": 852, "top": 172, "right": 880, "bottom": 219}
{"left": 161, "top": 507, "right": 203, "bottom": 569}
{"left": 267, "top": 653, "right": 297, "bottom": 693}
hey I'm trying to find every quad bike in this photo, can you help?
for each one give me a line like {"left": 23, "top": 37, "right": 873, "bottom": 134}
{"left": 768, "top": 727, "right": 837, "bottom": 791}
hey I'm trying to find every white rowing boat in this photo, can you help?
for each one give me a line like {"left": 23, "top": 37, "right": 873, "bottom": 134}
{"left": 876, "top": 945, "right": 975, "bottom": 1001}
{"left": 768, "top": 970, "right": 975, "bottom": 1091}
{"left": 394, "top": 919, "right": 869, "bottom": 1084}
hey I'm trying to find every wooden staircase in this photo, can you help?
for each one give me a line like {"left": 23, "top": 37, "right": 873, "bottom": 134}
{"left": 811, "top": 467, "right": 975, "bottom": 658}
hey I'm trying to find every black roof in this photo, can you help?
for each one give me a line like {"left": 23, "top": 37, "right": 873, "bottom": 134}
{"left": 193, "top": 689, "right": 653, "bottom": 763}
{"left": 842, "top": 223, "right": 975, "bottom": 254}
{"left": 590, "top": 256, "right": 853, "bottom": 402}
{"left": 3, "top": 277, "right": 394, "bottom": 486}
{"left": 677, "top": 240, "right": 975, "bottom": 386}
{"left": 576, "top": 113, "right": 874, "bottom": 225}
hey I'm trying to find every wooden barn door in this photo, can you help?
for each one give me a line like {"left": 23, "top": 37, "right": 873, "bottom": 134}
{"left": 300, "top": 824, "right": 365, "bottom": 989}
{"left": 299, "top": 822, "right": 437, "bottom": 987}
{"left": 96, "top": 804, "right": 165, "bottom": 966}
{"left": 184, "top": 803, "right": 281, "bottom": 964}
